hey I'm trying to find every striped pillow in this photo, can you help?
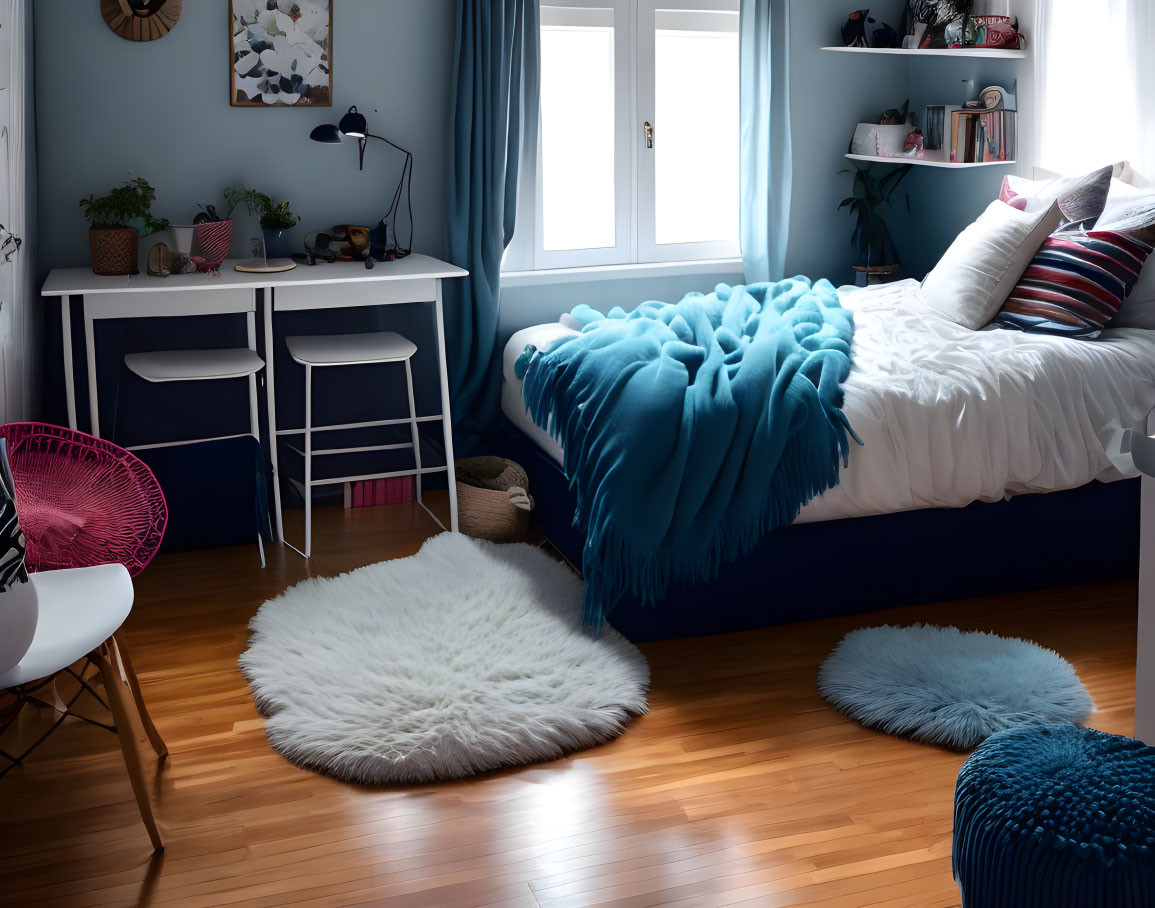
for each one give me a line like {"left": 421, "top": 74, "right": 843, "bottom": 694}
{"left": 992, "top": 230, "right": 1154, "bottom": 337}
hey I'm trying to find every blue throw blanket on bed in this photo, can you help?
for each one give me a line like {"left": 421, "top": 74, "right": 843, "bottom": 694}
{"left": 515, "top": 277, "right": 859, "bottom": 627}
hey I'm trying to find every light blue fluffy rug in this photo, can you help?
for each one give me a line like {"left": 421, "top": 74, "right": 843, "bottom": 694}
{"left": 817, "top": 624, "right": 1095, "bottom": 750}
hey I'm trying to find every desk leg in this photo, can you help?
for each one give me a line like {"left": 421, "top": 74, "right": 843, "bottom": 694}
{"left": 246, "top": 307, "right": 260, "bottom": 444}
{"left": 83, "top": 309, "right": 100, "bottom": 438}
{"left": 61, "top": 296, "right": 78, "bottom": 430}
{"left": 264, "top": 290, "right": 284, "bottom": 542}
{"left": 434, "top": 280, "right": 458, "bottom": 532}
{"left": 1139, "top": 425, "right": 1155, "bottom": 744}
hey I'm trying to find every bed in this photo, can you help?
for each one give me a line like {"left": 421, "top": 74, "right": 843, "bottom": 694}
{"left": 500, "top": 279, "right": 1155, "bottom": 642}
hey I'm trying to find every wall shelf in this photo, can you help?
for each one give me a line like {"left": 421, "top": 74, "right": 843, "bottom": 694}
{"left": 845, "top": 151, "right": 1016, "bottom": 169}
{"left": 821, "top": 45, "right": 1027, "bottom": 59}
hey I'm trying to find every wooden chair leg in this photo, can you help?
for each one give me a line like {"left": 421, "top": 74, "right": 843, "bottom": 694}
{"left": 112, "top": 634, "right": 168, "bottom": 766}
{"left": 92, "top": 645, "right": 164, "bottom": 853}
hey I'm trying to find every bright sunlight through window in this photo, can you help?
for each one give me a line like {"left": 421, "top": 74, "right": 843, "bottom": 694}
{"left": 520, "top": 1, "right": 741, "bottom": 271}
{"left": 654, "top": 23, "right": 739, "bottom": 246}
{"left": 540, "top": 23, "right": 617, "bottom": 252}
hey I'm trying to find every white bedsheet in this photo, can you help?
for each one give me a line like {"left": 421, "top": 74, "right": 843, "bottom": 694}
{"left": 501, "top": 279, "right": 1155, "bottom": 524}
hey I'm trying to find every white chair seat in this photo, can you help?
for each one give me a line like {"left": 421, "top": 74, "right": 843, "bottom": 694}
{"left": 125, "top": 348, "right": 265, "bottom": 382}
{"left": 286, "top": 331, "right": 418, "bottom": 367}
{"left": 0, "top": 564, "right": 133, "bottom": 688}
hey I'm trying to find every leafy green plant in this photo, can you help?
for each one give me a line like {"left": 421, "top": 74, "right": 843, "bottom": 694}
{"left": 224, "top": 186, "right": 301, "bottom": 230}
{"left": 79, "top": 177, "right": 169, "bottom": 234}
{"left": 838, "top": 163, "right": 913, "bottom": 268}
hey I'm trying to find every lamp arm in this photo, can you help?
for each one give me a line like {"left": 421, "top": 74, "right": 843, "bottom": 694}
{"left": 359, "top": 132, "right": 415, "bottom": 256}
{"left": 365, "top": 132, "right": 412, "bottom": 158}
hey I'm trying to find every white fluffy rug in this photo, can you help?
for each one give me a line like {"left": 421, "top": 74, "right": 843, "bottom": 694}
{"left": 239, "top": 533, "right": 649, "bottom": 784}
{"left": 817, "top": 624, "right": 1095, "bottom": 750}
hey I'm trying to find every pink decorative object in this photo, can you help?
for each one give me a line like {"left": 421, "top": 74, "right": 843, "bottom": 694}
{"left": 0, "top": 423, "right": 167, "bottom": 577}
{"left": 192, "top": 219, "right": 233, "bottom": 268}
{"left": 344, "top": 477, "right": 414, "bottom": 508}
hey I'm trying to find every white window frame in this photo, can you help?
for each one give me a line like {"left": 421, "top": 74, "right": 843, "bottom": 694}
{"left": 505, "top": 0, "right": 740, "bottom": 274}
{"left": 637, "top": 1, "right": 740, "bottom": 263}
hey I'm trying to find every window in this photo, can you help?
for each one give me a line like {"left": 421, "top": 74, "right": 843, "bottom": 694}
{"left": 1037, "top": 0, "right": 1147, "bottom": 175}
{"left": 506, "top": 0, "right": 741, "bottom": 273}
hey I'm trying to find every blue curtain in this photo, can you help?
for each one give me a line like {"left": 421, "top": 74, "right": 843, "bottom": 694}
{"left": 445, "top": 0, "right": 540, "bottom": 452}
{"left": 739, "top": 0, "right": 792, "bottom": 283}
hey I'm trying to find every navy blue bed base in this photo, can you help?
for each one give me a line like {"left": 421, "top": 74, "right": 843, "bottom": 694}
{"left": 498, "top": 418, "right": 1140, "bottom": 642}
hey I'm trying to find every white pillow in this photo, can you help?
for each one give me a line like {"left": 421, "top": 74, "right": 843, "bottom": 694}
{"left": 919, "top": 200, "right": 1061, "bottom": 329}
{"left": 1103, "top": 176, "right": 1155, "bottom": 328}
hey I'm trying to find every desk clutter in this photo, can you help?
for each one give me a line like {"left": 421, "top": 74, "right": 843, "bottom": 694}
{"left": 81, "top": 177, "right": 413, "bottom": 279}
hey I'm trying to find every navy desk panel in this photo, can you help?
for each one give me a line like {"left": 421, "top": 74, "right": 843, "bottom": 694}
{"left": 498, "top": 419, "right": 1140, "bottom": 642}
{"left": 135, "top": 436, "right": 271, "bottom": 552}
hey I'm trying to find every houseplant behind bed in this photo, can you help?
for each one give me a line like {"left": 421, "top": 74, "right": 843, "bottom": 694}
{"left": 79, "top": 177, "right": 169, "bottom": 276}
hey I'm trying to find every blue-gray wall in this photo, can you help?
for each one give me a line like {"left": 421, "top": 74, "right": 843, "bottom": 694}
{"left": 36, "top": 0, "right": 455, "bottom": 271}
{"left": 36, "top": 0, "right": 1035, "bottom": 421}
{"left": 36, "top": 0, "right": 1033, "bottom": 318}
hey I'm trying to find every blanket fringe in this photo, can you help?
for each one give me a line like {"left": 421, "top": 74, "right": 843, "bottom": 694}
{"left": 520, "top": 279, "right": 858, "bottom": 629}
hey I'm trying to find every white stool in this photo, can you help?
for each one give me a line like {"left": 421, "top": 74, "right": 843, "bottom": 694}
{"left": 122, "top": 345, "right": 267, "bottom": 565}
{"left": 283, "top": 330, "right": 443, "bottom": 558}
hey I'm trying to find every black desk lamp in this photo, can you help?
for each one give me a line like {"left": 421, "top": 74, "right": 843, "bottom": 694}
{"left": 310, "top": 106, "right": 413, "bottom": 262}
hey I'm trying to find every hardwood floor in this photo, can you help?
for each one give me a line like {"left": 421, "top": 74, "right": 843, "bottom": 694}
{"left": 0, "top": 494, "right": 1140, "bottom": 907}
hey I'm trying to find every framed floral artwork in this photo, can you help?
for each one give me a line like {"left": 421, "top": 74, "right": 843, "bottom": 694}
{"left": 230, "top": 1, "right": 332, "bottom": 107}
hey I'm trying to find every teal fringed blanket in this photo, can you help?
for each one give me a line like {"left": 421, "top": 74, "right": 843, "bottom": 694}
{"left": 515, "top": 277, "right": 859, "bottom": 627}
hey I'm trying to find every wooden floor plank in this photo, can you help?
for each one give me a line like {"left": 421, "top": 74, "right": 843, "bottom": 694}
{"left": 0, "top": 494, "right": 1138, "bottom": 906}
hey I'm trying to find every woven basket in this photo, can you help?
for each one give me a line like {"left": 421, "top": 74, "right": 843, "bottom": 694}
{"left": 89, "top": 227, "right": 139, "bottom": 276}
{"left": 455, "top": 456, "right": 534, "bottom": 543}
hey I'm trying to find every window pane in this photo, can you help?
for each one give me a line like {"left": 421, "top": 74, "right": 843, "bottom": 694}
{"left": 540, "top": 23, "right": 616, "bottom": 251}
{"left": 654, "top": 20, "right": 739, "bottom": 247}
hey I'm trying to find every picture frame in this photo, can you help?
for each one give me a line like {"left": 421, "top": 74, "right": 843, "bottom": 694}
{"left": 230, "top": 1, "right": 333, "bottom": 107}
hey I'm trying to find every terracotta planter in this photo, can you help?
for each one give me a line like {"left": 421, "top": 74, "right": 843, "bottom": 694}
{"left": 89, "top": 227, "right": 140, "bottom": 276}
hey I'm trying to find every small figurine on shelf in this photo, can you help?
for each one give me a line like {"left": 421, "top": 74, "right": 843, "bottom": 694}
{"left": 902, "top": 0, "right": 972, "bottom": 49}
{"left": 841, "top": 9, "right": 900, "bottom": 48}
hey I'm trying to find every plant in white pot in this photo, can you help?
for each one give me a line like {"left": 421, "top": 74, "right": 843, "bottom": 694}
{"left": 79, "top": 178, "right": 169, "bottom": 276}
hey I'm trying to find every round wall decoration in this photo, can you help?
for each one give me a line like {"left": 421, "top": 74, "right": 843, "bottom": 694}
{"left": 101, "top": 0, "right": 182, "bottom": 42}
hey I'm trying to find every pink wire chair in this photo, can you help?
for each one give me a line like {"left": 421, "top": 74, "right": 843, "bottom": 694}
{"left": 0, "top": 423, "right": 167, "bottom": 576}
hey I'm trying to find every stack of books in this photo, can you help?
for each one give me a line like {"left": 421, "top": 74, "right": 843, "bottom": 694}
{"left": 948, "top": 109, "right": 1016, "bottom": 163}
{"left": 344, "top": 476, "right": 414, "bottom": 508}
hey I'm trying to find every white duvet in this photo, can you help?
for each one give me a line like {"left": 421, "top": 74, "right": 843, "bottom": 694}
{"left": 501, "top": 279, "right": 1155, "bottom": 524}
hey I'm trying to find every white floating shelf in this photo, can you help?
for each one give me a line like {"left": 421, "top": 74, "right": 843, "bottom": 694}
{"left": 821, "top": 45, "right": 1027, "bottom": 59}
{"left": 845, "top": 152, "right": 1016, "bottom": 169}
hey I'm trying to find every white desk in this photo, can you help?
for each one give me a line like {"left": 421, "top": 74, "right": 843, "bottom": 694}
{"left": 42, "top": 255, "right": 469, "bottom": 538}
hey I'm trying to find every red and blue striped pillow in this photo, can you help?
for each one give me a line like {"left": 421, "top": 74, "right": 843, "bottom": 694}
{"left": 992, "top": 229, "right": 1154, "bottom": 337}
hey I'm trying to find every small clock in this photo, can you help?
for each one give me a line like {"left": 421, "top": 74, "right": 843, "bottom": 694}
{"left": 979, "top": 84, "right": 1018, "bottom": 112}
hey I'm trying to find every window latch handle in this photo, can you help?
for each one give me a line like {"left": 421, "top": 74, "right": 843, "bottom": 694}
{"left": 644, "top": 121, "right": 654, "bottom": 149}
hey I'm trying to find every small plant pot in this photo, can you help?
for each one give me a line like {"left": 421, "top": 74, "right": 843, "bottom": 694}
{"left": 89, "top": 227, "right": 140, "bottom": 276}
{"left": 192, "top": 220, "right": 234, "bottom": 268}
{"left": 169, "top": 225, "right": 196, "bottom": 255}
{"left": 262, "top": 227, "right": 291, "bottom": 260}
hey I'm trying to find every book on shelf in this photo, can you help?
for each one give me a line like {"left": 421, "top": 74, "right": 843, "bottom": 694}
{"left": 950, "top": 109, "right": 1015, "bottom": 163}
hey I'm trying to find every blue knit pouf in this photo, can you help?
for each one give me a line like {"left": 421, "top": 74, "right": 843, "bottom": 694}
{"left": 954, "top": 725, "right": 1155, "bottom": 908}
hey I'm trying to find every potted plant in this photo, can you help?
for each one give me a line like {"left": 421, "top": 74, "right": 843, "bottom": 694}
{"left": 79, "top": 178, "right": 169, "bottom": 276}
{"left": 224, "top": 187, "right": 300, "bottom": 259}
{"left": 838, "top": 163, "right": 913, "bottom": 283}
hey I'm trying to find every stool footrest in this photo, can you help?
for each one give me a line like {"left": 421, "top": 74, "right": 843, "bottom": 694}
{"left": 286, "top": 442, "right": 414, "bottom": 458}
{"left": 308, "top": 466, "right": 448, "bottom": 488}
{"left": 276, "top": 415, "right": 443, "bottom": 437}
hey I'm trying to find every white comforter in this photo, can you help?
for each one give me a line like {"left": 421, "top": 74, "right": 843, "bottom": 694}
{"left": 501, "top": 279, "right": 1155, "bottom": 524}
